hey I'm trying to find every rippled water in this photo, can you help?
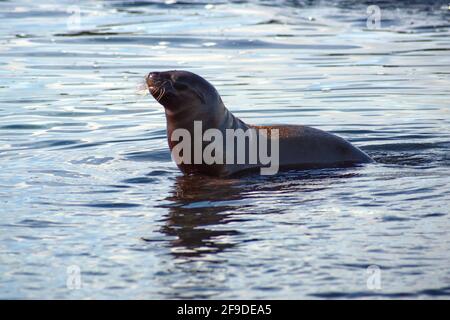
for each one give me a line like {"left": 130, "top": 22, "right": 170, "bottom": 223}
{"left": 1, "top": 0, "right": 450, "bottom": 299}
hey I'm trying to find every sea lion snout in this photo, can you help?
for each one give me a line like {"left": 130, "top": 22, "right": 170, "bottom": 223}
{"left": 146, "top": 71, "right": 174, "bottom": 103}
{"left": 147, "top": 71, "right": 160, "bottom": 78}
{"left": 147, "top": 71, "right": 164, "bottom": 82}
{"left": 146, "top": 71, "right": 164, "bottom": 90}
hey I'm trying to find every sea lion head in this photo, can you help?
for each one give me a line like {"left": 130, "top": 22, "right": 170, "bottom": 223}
{"left": 146, "top": 70, "right": 221, "bottom": 115}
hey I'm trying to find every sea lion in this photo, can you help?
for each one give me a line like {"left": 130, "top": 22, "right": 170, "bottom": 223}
{"left": 146, "top": 70, "right": 373, "bottom": 176}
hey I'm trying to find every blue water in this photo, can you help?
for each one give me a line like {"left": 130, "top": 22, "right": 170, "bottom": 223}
{"left": 1, "top": 0, "right": 450, "bottom": 299}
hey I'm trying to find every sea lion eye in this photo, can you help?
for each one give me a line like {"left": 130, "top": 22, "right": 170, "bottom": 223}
{"left": 173, "top": 83, "right": 188, "bottom": 91}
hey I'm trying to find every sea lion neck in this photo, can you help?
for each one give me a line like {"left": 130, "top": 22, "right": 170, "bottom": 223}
{"left": 165, "top": 97, "right": 248, "bottom": 133}
{"left": 164, "top": 97, "right": 227, "bottom": 135}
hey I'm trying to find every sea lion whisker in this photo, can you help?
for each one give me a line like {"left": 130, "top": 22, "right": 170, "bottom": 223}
{"left": 148, "top": 79, "right": 168, "bottom": 94}
{"left": 156, "top": 87, "right": 163, "bottom": 101}
{"left": 157, "top": 87, "right": 165, "bottom": 101}
{"left": 158, "top": 87, "right": 166, "bottom": 100}
{"left": 153, "top": 80, "right": 170, "bottom": 101}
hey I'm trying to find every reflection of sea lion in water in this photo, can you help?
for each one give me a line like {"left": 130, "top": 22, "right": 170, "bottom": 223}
{"left": 146, "top": 70, "right": 373, "bottom": 176}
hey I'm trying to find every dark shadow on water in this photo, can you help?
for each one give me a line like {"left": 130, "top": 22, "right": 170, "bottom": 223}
{"left": 158, "top": 175, "right": 246, "bottom": 259}
{"left": 157, "top": 167, "right": 361, "bottom": 259}
{"left": 153, "top": 168, "right": 362, "bottom": 298}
